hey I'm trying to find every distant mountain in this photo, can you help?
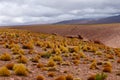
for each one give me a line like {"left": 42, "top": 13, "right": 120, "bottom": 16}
{"left": 55, "top": 15, "right": 120, "bottom": 24}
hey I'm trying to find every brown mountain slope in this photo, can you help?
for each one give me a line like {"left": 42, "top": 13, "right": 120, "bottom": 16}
{"left": 11, "top": 23, "right": 120, "bottom": 48}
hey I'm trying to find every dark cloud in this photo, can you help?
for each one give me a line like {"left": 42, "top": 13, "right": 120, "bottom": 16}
{"left": 0, "top": 0, "right": 120, "bottom": 25}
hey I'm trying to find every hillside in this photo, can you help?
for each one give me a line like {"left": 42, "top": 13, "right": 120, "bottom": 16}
{"left": 10, "top": 23, "right": 120, "bottom": 48}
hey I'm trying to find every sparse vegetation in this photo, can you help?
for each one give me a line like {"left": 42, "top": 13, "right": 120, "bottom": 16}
{"left": 36, "top": 75, "right": 45, "bottom": 80}
{"left": 0, "top": 53, "right": 11, "bottom": 61}
{"left": 0, "top": 66, "right": 10, "bottom": 76}
{"left": 0, "top": 28, "right": 118, "bottom": 80}
{"left": 13, "top": 64, "right": 28, "bottom": 76}
{"left": 66, "top": 74, "right": 74, "bottom": 80}
{"left": 17, "top": 55, "right": 28, "bottom": 63}
{"left": 95, "top": 73, "right": 107, "bottom": 80}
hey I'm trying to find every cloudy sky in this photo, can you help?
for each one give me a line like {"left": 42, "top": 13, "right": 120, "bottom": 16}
{"left": 0, "top": 0, "right": 120, "bottom": 25}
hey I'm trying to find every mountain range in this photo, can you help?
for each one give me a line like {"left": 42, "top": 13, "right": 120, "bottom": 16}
{"left": 55, "top": 15, "right": 120, "bottom": 24}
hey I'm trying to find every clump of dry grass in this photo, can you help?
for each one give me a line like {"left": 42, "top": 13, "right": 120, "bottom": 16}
{"left": 6, "top": 63, "right": 15, "bottom": 70}
{"left": 48, "top": 72, "right": 56, "bottom": 77}
{"left": 23, "top": 42, "right": 34, "bottom": 49}
{"left": 66, "top": 74, "right": 74, "bottom": 80}
{"left": 103, "top": 67, "right": 112, "bottom": 73}
{"left": 72, "top": 60, "right": 80, "bottom": 66}
{"left": 37, "top": 63, "right": 44, "bottom": 68}
{"left": 41, "top": 52, "right": 52, "bottom": 58}
{"left": 17, "top": 55, "right": 28, "bottom": 64}
{"left": 0, "top": 66, "right": 10, "bottom": 76}
{"left": 36, "top": 75, "right": 45, "bottom": 80}
{"left": 31, "top": 55, "right": 40, "bottom": 63}
{"left": 13, "top": 64, "right": 28, "bottom": 76}
{"left": 90, "top": 60, "right": 98, "bottom": 69}
{"left": 52, "top": 55, "right": 63, "bottom": 62}
{"left": 0, "top": 53, "right": 12, "bottom": 61}
{"left": 47, "top": 60, "right": 56, "bottom": 67}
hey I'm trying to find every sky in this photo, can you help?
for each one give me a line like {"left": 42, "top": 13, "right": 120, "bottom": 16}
{"left": 0, "top": 0, "right": 120, "bottom": 26}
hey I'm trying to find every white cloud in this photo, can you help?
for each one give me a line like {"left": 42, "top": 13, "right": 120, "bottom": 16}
{"left": 0, "top": 0, "right": 120, "bottom": 25}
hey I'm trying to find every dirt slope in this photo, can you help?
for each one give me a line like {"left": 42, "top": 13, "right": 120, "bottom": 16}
{"left": 11, "top": 23, "right": 120, "bottom": 48}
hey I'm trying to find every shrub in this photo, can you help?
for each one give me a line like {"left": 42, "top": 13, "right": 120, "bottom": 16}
{"left": 31, "top": 55, "right": 39, "bottom": 63}
{"left": 105, "top": 54, "right": 114, "bottom": 59}
{"left": 46, "top": 41, "right": 54, "bottom": 48}
{"left": 48, "top": 72, "right": 55, "bottom": 77}
{"left": 52, "top": 48, "right": 61, "bottom": 54}
{"left": 103, "top": 62, "right": 112, "bottom": 67}
{"left": 12, "top": 48, "right": 24, "bottom": 55}
{"left": 48, "top": 67, "right": 57, "bottom": 71}
{"left": 13, "top": 64, "right": 28, "bottom": 76}
{"left": 36, "top": 75, "right": 45, "bottom": 80}
{"left": 103, "top": 67, "right": 112, "bottom": 73}
{"left": 47, "top": 60, "right": 56, "bottom": 67}
{"left": 62, "top": 61, "right": 71, "bottom": 66}
{"left": 95, "top": 73, "right": 107, "bottom": 80}
{"left": 23, "top": 42, "right": 34, "bottom": 49}
{"left": 55, "top": 75, "right": 66, "bottom": 80}
{"left": 37, "top": 63, "right": 44, "bottom": 68}
{"left": 66, "top": 74, "right": 74, "bottom": 80}
{"left": 64, "top": 53, "right": 69, "bottom": 57}
{"left": 72, "top": 60, "right": 80, "bottom": 66}
{"left": 53, "top": 55, "right": 63, "bottom": 62}
{"left": 60, "top": 46, "right": 69, "bottom": 53}
{"left": 117, "top": 59, "right": 120, "bottom": 63}
{"left": 90, "top": 61, "right": 97, "bottom": 69}
{"left": 87, "top": 75, "right": 96, "bottom": 80}
{"left": 41, "top": 52, "right": 52, "bottom": 58}
{"left": 36, "top": 41, "right": 43, "bottom": 47}
{"left": 17, "top": 55, "right": 28, "bottom": 64}
{"left": 0, "top": 66, "right": 10, "bottom": 76}
{"left": 95, "top": 51, "right": 102, "bottom": 55}
{"left": 28, "top": 49, "right": 36, "bottom": 54}
{"left": 6, "top": 63, "right": 14, "bottom": 70}
{"left": 79, "top": 51, "right": 86, "bottom": 58}
{"left": 0, "top": 53, "right": 11, "bottom": 61}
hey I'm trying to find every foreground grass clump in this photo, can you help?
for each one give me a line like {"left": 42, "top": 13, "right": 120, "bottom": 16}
{"left": 0, "top": 66, "right": 10, "bottom": 76}
{"left": 13, "top": 64, "right": 28, "bottom": 76}
{"left": 0, "top": 53, "right": 11, "bottom": 61}
{"left": 36, "top": 75, "right": 45, "bottom": 80}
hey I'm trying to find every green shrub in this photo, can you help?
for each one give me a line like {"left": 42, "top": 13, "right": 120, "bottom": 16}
{"left": 95, "top": 73, "right": 107, "bottom": 80}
